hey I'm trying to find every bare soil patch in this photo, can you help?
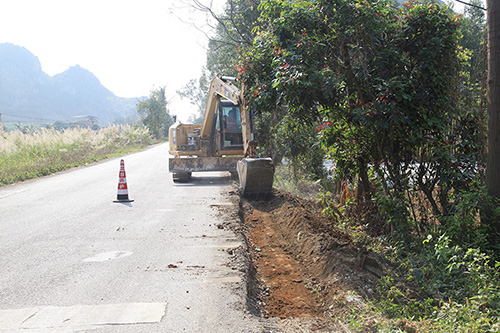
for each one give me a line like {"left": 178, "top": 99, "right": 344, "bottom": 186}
{"left": 236, "top": 189, "right": 420, "bottom": 331}
{"left": 245, "top": 207, "right": 322, "bottom": 319}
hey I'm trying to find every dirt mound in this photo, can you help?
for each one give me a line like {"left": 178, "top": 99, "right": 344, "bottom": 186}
{"left": 238, "top": 189, "right": 412, "bottom": 331}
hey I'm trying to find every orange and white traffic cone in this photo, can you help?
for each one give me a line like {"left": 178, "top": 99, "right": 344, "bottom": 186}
{"left": 113, "top": 159, "right": 134, "bottom": 203}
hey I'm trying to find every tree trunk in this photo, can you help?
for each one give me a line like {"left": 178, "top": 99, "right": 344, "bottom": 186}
{"left": 292, "top": 155, "right": 298, "bottom": 185}
{"left": 484, "top": 0, "right": 500, "bottom": 243}
{"left": 356, "top": 157, "right": 372, "bottom": 202}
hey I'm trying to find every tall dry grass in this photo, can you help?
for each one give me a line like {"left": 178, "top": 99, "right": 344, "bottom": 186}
{"left": 0, "top": 125, "right": 152, "bottom": 185}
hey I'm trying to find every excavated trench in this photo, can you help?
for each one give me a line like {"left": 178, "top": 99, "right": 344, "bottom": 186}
{"left": 219, "top": 188, "right": 420, "bottom": 332}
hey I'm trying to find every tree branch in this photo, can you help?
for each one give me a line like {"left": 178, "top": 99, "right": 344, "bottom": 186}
{"left": 454, "top": 0, "right": 486, "bottom": 11}
{"left": 192, "top": 0, "right": 252, "bottom": 46}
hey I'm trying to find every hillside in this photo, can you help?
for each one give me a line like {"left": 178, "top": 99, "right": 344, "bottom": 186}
{"left": 0, "top": 43, "right": 139, "bottom": 125}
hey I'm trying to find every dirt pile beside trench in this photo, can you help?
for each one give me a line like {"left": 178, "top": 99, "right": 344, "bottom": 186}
{"left": 239, "top": 189, "right": 408, "bottom": 331}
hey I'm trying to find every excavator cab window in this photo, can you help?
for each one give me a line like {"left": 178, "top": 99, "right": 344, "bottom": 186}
{"left": 219, "top": 101, "right": 243, "bottom": 150}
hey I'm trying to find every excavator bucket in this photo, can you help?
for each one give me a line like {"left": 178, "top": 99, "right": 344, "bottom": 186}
{"left": 237, "top": 158, "right": 275, "bottom": 198}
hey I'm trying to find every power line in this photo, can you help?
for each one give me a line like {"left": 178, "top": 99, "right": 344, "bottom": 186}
{"left": 0, "top": 112, "right": 60, "bottom": 122}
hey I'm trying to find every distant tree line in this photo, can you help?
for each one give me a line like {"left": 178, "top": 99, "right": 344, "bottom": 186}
{"left": 136, "top": 87, "right": 174, "bottom": 139}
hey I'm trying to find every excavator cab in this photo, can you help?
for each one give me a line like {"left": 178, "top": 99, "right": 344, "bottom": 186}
{"left": 216, "top": 101, "right": 244, "bottom": 152}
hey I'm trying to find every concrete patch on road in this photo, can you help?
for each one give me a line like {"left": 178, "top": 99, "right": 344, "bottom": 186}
{"left": 207, "top": 275, "right": 241, "bottom": 284}
{"left": 0, "top": 307, "right": 39, "bottom": 330}
{"left": 189, "top": 241, "right": 242, "bottom": 250}
{"left": 215, "top": 240, "right": 242, "bottom": 249}
{"left": 209, "top": 202, "right": 234, "bottom": 207}
{"left": 83, "top": 251, "right": 133, "bottom": 262}
{"left": 0, "top": 303, "right": 166, "bottom": 330}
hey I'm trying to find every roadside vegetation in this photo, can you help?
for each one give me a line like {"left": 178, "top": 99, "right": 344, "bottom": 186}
{"left": 184, "top": 0, "right": 500, "bottom": 330}
{"left": 0, "top": 125, "right": 152, "bottom": 186}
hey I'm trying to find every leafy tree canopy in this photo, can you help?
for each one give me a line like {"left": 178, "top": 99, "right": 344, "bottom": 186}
{"left": 240, "top": 0, "right": 465, "bottom": 218}
{"left": 137, "top": 87, "right": 173, "bottom": 139}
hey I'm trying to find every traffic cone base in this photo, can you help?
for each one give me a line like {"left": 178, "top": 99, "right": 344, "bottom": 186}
{"left": 115, "top": 195, "right": 134, "bottom": 202}
{"left": 114, "top": 197, "right": 134, "bottom": 203}
{"left": 113, "top": 159, "right": 134, "bottom": 203}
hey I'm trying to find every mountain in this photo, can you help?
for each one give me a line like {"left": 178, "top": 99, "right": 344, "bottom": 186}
{"left": 0, "top": 43, "right": 139, "bottom": 125}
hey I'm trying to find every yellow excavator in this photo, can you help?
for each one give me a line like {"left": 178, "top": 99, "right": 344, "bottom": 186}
{"left": 168, "top": 75, "right": 274, "bottom": 197}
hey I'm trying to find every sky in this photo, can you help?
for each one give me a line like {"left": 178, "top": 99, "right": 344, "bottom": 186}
{"left": 0, "top": 0, "right": 484, "bottom": 123}
{"left": 0, "top": 0, "right": 225, "bottom": 122}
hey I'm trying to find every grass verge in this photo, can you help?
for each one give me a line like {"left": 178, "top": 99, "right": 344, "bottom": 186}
{"left": 0, "top": 125, "right": 154, "bottom": 186}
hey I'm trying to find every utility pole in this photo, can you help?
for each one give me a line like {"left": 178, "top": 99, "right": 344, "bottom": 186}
{"left": 485, "top": 0, "right": 500, "bottom": 243}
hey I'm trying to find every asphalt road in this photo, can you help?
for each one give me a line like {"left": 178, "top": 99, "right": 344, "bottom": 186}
{"left": 0, "top": 143, "right": 273, "bottom": 332}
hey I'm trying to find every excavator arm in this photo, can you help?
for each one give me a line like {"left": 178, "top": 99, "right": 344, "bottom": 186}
{"left": 199, "top": 76, "right": 255, "bottom": 158}
{"left": 200, "top": 76, "right": 241, "bottom": 140}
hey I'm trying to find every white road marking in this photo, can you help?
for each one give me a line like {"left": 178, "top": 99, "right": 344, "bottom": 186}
{"left": 0, "top": 189, "right": 29, "bottom": 200}
{"left": 83, "top": 251, "right": 133, "bottom": 262}
{"left": 0, "top": 303, "right": 166, "bottom": 330}
{"left": 0, "top": 307, "right": 39, "bottom": 330}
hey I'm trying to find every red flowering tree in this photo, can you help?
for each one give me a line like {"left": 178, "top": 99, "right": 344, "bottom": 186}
{"left": 240, "top": 0, "right": 464, "bottom": 230}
